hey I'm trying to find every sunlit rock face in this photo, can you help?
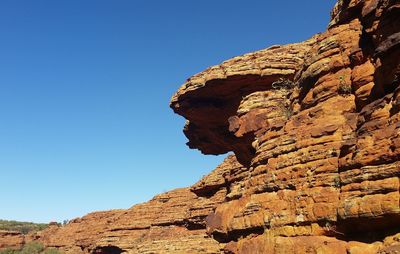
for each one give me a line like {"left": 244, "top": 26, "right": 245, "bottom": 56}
{"left": 170, "top": 0, "right": 400, "bottom": 253}
{"left": 170, "top": 40, "right": 315, "bottom": 167}
{"left": 1, "top": 0, "right": 399, "bottom": 253}
{"left": 0, "top": 231, "right": 24, "bottom": 250}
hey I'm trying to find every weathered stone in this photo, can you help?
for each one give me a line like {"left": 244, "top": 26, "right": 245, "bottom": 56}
{"left": 1, "top": 0, "right": 399, "bottom": 253}
{"left": 0, "top": 231, "right": 24, "bottom": 250}
{"left": 23, "top": 187, "right": 226, "bottom": 254}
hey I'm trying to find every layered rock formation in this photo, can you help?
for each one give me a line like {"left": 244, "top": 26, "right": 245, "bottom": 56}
{"left": 171, "top": 0, "right": 400, "bottom": 252}
{"left": 0, "top": 231, "right": 24, "bottom": 250}
{"left": 1, "top": 0, "right": 399, "bottom": 253}
{"left": 26, "top": 186, "right": 226, "bottom": 253}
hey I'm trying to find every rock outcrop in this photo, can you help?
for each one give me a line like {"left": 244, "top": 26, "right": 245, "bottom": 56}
{"left": 27, "top": 186, "right": 226, "bottom": 254}
{"left": 0, "top": 231, "right": 24, "bottom": 250}
{"left": 1, "top": 0, "right": 399, "bottom": 253}
{"left": 171, "top": 0, "right": 400, "bottom": 252}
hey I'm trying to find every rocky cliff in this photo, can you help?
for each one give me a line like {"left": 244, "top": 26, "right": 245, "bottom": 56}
{"left": 2, "top": 0, "right": 399, "bottom": 253}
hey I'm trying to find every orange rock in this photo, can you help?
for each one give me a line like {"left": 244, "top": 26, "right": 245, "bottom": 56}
{"left": 1, "top": 0, "right": 398, "bottom": 253}
{"left": 169, "top": 0, "right": 400, "bottom": 252}
{"left": 0, "top": 231, "right": 24, "bottom": 250}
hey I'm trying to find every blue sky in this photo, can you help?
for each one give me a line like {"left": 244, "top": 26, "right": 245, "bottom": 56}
{"left": 0, "top": 0, "right": 336, "bottom": 223}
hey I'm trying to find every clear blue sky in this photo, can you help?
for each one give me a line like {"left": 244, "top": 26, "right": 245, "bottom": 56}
{"left": 0, "top": 0, "right": 336, "bottom": 223}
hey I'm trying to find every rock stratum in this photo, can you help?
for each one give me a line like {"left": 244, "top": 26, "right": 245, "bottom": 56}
{"left": 2, "top": 0, "right": 400, "bottom": 253}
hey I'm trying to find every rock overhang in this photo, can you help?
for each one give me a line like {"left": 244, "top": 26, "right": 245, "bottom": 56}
{"left": 170, "top": 40, "right": 315, "bottom": 165}
{"left": 2, "top": 1, "right": 400, "bottom": 253}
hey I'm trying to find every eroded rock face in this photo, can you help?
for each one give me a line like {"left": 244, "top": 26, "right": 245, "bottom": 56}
{"left": 29, "top": 187, "right": 227, "bottom": 254}
{"left": 1, "top": 0, "right": 399, "bottom": 253}
{"left": 170, "top": 41, "right": 315, "bottom": 166}
{"left": 169, "top": 0, "right": 400, "bottom": 253}
{"left": 0, "top": 231, "right": 24, "bottom": 250}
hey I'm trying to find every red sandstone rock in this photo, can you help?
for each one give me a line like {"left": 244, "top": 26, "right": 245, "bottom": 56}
{"left": 0, "top": 230, "right": 24, "bottom": 250}
{"left": 30, "top": 187, "right": 225, "bottom": 253}
{"left": 169, "top": 0, "right": 399, "bottom": 253}
{"left": 1, "top": 0, "right": 399, "bottom": 253}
